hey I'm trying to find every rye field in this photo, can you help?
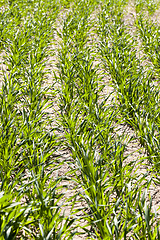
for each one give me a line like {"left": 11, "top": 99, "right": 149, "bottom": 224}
{"left": 1, "top": 0, "right": 160, "bottom": 239}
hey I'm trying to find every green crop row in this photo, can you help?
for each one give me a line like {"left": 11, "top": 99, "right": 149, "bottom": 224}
{"left": 0, "top": 0, "right": 160, "bottom": 239}
{"left": 55, "top": 0, "right": 160, "bottom": 238}
{"left": 97, "top": 0, "right": 160, "bottom": 237}
{"left": 98, "top": 0, "right": 160, "bottom": 172}
{"left": 0, "top": 0, "right": 77, "bottom": 239}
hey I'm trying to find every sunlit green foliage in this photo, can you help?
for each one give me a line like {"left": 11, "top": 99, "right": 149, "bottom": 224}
{"left": 0, "top": 0, "right": 160, "bottom": 239}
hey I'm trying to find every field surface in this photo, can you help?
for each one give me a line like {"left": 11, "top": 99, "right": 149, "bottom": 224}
{"left": 1, "top": 0, "right": 160, "bottom": 239}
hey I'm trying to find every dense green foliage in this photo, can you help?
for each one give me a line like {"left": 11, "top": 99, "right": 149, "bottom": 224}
{"left": 0, "top": 0, "right": 160, "bottom": 239}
